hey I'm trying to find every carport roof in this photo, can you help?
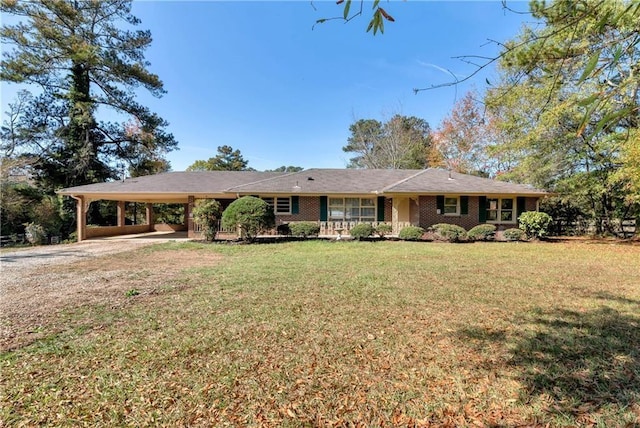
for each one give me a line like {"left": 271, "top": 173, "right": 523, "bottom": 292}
{"left": 58, "top": 171, "right": 286, "bottom": 201}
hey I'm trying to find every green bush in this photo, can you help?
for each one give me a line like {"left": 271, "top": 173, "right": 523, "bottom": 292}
{"left": 349, "top": 223, "right": 374, "bottom": 240}
{"left": 431, "top": 223, "right": 468, "bottom": 242}
{"left": 398, "top": 226, "right": 424, "bottom": 241}
{"left": 63, "top": 231, "right": 78, "bottom": 244}
{"left": 518, "top": 211, "right": 553, "bottom": 239}
{"left": 192, "top": 199, "right": 222, "bottom": 241}
{"left": 503, "top": 228, "right": 526, "bottom": 241}
{"left": 289, "top": 221, "right": 320, "bottom": 237}
{"left": 375, "top": 223, "right": 393, "bottom": 238}
{"left": 467, "top": 224, "right": 496, "bottom": 241}
{"left": 221, "top": 196, "right": 275, "bottom": 242}
{"left": 25, "top": 223, "right": 46, "bottom": 245}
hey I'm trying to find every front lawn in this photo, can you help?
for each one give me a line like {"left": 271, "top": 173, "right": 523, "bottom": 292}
{"left": 2, "top": 240, "right": 639, "bottom": 426}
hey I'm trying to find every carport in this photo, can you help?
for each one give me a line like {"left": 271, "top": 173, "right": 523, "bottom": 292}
{"left": 57, "top": 171, "right": 284, "bottom": 241}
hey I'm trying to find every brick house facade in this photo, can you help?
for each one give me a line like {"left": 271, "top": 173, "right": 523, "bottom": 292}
{"left": 59, "top": 169, "right": 549, "bottom": 241}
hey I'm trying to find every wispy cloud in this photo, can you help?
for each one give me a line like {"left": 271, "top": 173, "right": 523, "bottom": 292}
{"left": 416, "top": 60, "right": 466, "bottom": 81}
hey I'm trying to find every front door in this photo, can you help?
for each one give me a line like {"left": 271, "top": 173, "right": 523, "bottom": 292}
{"left": 392, "top": 197, "right": 411, "bottom": 233}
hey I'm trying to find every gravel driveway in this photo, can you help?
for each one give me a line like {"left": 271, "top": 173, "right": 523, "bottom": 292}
{"left": 1, "top": 232, "right": 190, "bottom": 284}
{"left": 0, "top": 233, "right": 193, "bottom": 350}
{"left": 1, "top": 240, "right": 149, "bottom": 281}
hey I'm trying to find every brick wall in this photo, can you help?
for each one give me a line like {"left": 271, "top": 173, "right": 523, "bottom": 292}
{"left": 525, "top": 197, "right": 537, "bottom": 212}
{"left": 204, "top": 195, "right": 540, "bottom": 229}
{"left": 384, "top": 197, "right": 392, "bottom": 222}
{"left": 275, "top": 196, "right": 320, "bottom": 223}
{"left": 418, "top": 196, "right": 540, "bottom": 230}
{"left": 419, "top": 195, "right": 481, "bottom": 230}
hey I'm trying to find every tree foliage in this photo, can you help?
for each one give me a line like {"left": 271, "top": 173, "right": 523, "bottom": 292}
{"left": 187, "top": 145, "right": 251, "bottom": 171}
{"left": 430, "top": 91, "right": 490, "bottom": 175}
{"left": 1, "top": 0, "right": 176, "bottom": 191}
{"left": 192, "top": 199, "right": 222, "bottom": 241}
{"left": 315, "top": 0, "right": 396, "bottom": 35}
{"left": 484, "top": 0, "right": 640, "bottom": 233}
{"left": 266, "top": 166, "right": 304, "bottom": 173}
{"left": 343, "top": 115, "right": 432, "bottom": 169}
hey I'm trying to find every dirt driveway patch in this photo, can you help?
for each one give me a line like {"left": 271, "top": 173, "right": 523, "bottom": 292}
{"left": 0, "top": 240, "right": 222, "bottom": 351}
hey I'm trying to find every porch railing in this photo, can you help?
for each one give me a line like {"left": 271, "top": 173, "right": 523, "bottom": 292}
{"left": 318, "top": 221, "right": 412, "bottom": 236}
{"left": 194, "top": 220, "right": 414, "bottom": 237}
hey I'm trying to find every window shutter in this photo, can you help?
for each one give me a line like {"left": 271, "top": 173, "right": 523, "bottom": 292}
{"left": 517, "top": 197, "right": 526, "bottom": 222}
{"left": 377, "top": 196, "right": 385, "bottom": 221}
{"left": 460, "top": 196, "right": 469, "bottom": 215}
{"left": 291, "top": 196, "right": 299, "bottom": 214}
{"left": 436, "top": 195, "right": 445, "bottom": 214}
{"left": 319, "top": 196, "right": 328, "bottom": 221}
{"left": 478, "top": 196, "right": 487, "bottom": 222}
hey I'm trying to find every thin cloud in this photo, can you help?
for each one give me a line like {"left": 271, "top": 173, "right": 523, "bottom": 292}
{"left": 416, "top": 60, "right": 466, "bottom": 81}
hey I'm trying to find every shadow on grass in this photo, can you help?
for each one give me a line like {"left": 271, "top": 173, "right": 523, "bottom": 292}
{"left": 460, "top": 300, "right": 640, "bottom": 419}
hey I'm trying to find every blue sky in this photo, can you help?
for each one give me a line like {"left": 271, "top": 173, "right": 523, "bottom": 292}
{"left": 1, "top": 1, "right": 535, "bottom": 172}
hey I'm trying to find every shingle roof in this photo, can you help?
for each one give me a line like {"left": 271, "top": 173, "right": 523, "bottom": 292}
{"left": 383, "top": 169, "right": 547, "bottom": 195}
{"left": 58, "top": 168, "right": 547, "bottom": 198}
{"left": 226, "top": 168, "right": 423, "bottom": 194}
{"left": 58, "top": 171, "right": 286, "bottom": 195}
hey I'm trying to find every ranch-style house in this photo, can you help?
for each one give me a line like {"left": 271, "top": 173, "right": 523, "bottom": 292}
{"left": 57, "top": 168, "right": 548, "bottom": 241}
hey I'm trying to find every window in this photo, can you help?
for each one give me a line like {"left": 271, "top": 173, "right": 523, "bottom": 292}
{"left": 328, "top": 197, "right": 376, "bottom": 222}
{"left": 486, "top": 198, "right": 515, "bottom": 223}
{"left": 261, "top": 197, "right": 291, "bottom": 215}
{"left": 444, "top": 197, "right": 459, "bottom": 215}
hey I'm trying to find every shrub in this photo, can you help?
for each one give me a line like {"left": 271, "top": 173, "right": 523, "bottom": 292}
{"left": 289, "top": 221, "right": 320, "bottom": 237}
{"left": 503, "top": 228, "right": 526, "bottom": 241}
{"left": 375, "top": 223, "right": 393, "bottom": 238}
{"left": 221, "top": 196, "right": 275, "bottom": 242}
{"left": 62, "top": 231, "right": 78, "bottom": 244}
{"left": 398, "top": 226, "right": 424, "bottom": 241}
{"left": 25, "top": 223, "right": 46, "bottom": 245}
{"left": 349, "top": 223, "right": 374, "bottom": 240}
{"left": 467, "top": 224, "right": 496, "bottom": 241}
{"left": 518, "top": 211, "right": 553, "bottom": 239}
{"left": 192, "top": 199, "right": 222, "bottom": 241}
{"left": 431, "top": 223, "right": 468, "bottom": 242}
{"left": 276, "top": 223, "right": 291, "bottom": 236}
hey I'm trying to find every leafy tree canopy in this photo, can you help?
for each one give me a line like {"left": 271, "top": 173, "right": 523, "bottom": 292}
{"left": 1, "top": 0, "right": 176, "bottom": 190}
{"left": 485, "top": 0, "right": 640, "bottom": 232}
{"left": 430, "top": 91, "right": 490, "bottom": 176}
{"left": 266, "top": 166, "right": 304, "bottom": 173}
{"left": 187, "top": 145, "right": 252, "bottom": 171}
{"left": 343, "top": 115, "right": 432, "bottom": 169}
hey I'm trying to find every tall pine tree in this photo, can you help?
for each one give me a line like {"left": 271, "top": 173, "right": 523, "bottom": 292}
{"left": 1, "top": 0, "right": 177, "bottom": 190}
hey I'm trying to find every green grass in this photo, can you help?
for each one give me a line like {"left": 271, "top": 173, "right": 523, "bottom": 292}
{"left": 2, "top": 240, "right": 639, "bottom": 426}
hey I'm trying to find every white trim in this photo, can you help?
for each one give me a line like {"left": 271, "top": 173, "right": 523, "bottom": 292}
{"left": 486, "top": 197, "right": 517, "bottom": 224}
{"left": 327, "top": 196, "right": 377, "bottom": 222}
{"left": 443, "top": 196, "right": 460, "bottom": 216}
{"left": 261, "top": 196, "right": 292, "bottom": 215}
